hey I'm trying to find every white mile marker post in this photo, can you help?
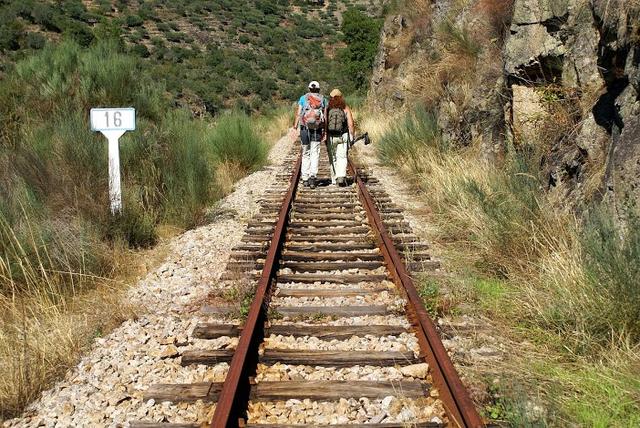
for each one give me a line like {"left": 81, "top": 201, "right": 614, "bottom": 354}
{"left": 90, "top": 108, "right": 136, "bottom": 215}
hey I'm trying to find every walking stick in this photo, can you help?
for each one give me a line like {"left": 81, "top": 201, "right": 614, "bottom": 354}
{"left": 325, "top": 136, "right": 337, "bottom": 178}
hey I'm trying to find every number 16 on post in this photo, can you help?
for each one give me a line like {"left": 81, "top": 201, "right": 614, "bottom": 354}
{"left": 90, "top": 108, "right": 136, "bottom": 215}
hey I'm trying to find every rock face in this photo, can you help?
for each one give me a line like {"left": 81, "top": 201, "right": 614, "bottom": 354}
{"left": 607, "top": 116, "right": 640, "bottom": 218}
{"left": 369, "top": 1, "right": 508, "bottom": 159}
{"left": 370, "top": 0, "right": 640, "bottom": 214}
{"left": 503, "top": 0, "right": 640, "bottom": 210}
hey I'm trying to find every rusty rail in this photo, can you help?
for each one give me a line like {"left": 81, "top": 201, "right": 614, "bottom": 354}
{"left": 210, "top": 152, "right": 481, "bottom": 427}
{"left": 349, "top": 160, "right": 484, "bottom": 428}
{"left": 210, "top": 155, "right": 302, "bottom": 428}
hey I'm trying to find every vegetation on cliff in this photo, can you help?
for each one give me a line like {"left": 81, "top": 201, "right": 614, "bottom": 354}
{"left": 367, "top": 0, "right": 640, "bottom": 425}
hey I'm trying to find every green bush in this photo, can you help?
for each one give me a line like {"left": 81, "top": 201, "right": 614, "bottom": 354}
{"left": 25, "top": 32, "right": 46, "bottom": 49}
{"left": 125, "top": 14, "right": 144, "bottom": 27}
{"left": 62, "top": 21, "right": 94, "bottom": 47}
{"left": 206, "top": 111, "right": 268, "bottom": 171}
{"left": 337, "top": 8, "right": 383, "bottom": 92}
{"left": 0, "top": 40, "right": 238, "bottom": 290}
{"left": 130, "top": 43, "right": 150, "bottom": 58}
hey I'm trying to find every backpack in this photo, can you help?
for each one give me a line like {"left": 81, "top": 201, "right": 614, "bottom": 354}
{"left": 300, "top": 93, "right": 324, "bottom": 129}
{"left": 327, "top": 107, "right": 347, "bottom": 135}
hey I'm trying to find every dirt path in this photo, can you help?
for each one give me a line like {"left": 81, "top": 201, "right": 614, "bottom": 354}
{"left": 3, "top": 135, "right": 295, "bottom": 428}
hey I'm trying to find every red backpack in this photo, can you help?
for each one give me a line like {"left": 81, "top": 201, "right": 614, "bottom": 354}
{"left": 300, "top": 93, "right": 325, "bottom": 129}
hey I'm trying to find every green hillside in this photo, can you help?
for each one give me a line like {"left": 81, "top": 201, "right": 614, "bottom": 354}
{"left": 0, "top": 0, "right": 384, "bottom": 113}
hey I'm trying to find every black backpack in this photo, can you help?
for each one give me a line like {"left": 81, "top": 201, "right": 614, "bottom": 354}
{"left": 327, "top": 107, "right": 347, "bottom": 135}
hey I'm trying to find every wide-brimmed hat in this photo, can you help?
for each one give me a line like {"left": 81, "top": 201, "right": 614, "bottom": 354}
{"left": 329, "top": 88, "right": 342, "bottom": 98}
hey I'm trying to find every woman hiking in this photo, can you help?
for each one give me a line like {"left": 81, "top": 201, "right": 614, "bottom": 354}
{"left": 324, "top": 88, "right": 355, "bottom": 186}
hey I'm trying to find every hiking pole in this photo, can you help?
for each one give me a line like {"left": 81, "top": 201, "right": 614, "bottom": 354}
{"left": 325, "top": 136, "right": 337, "bottom": 178}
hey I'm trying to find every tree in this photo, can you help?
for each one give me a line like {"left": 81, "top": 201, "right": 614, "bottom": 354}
{"left": 338, "top": 8, "right": 382, "bottom": 92}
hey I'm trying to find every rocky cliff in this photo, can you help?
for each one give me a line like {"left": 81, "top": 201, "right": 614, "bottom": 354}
{"left": 370, "top": 0, "right": 639, "bottom": 216}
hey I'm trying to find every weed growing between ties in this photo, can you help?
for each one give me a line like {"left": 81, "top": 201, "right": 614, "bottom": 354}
{"left": 373, "top": 106, "right": 640, "bottom": 425}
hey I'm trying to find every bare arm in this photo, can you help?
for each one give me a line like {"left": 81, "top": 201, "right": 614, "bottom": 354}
{"left": 345, "top": 106, "right": 355, "bottom": 137}
{"left": 323, "top": 106, "right": 329, "bottom": 140}
{"left": 293, "top": 104, "right": 302, "bottom": 128}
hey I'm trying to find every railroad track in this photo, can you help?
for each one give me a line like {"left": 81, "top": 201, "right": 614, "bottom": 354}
{"left": 129, "top": 145, "right": 482, "bottom": 428}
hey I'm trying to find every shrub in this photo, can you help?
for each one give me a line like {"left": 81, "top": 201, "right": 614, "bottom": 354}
{"left": 337, "top": 8, "right": 383, "bottom": 92}
{"left": 24, "top": 32, "right": 46, "bottom": 50}
{"left": 125, "top": 14, "right": 144, "bottom": 27}
{"left": 206, "top": 111, "right": 268, "bottom": 172}
{"left": 130, "top": 43, "right": 150, "bottom": 58}
{"left": 0, "top": 21, "right": 23, "bottom": 51}
{"left": 378, "top": 106, "right": 445, "bottom": 172}
{"left": 2, "top": 40, "right": 221, "bottom": 251}
{"left": 581, "top": 208, "right": 640, "bottom": 342}
{"left": 62, "top": 21, "right": 94, "bottom": 47}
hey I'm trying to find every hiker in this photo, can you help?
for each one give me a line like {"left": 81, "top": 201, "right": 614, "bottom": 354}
{"left": 293, "top": 81, "right": 326, "bottom": 188}
{"left": 325, "top": 88, "right": 355, "bottom": 186}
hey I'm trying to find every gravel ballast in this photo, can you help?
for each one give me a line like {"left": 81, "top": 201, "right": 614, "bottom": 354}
{"left": 3, "top": 135, "right": 294, "bottom": 428}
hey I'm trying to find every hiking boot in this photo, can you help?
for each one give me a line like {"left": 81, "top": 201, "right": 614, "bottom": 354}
{"left": 337, "top": 177, "right": 346, "bottom": 187}
{"left": 303, "top": 179, "right": 309, "bottom": 187}
{"left": 309, "top": 177, "right": 316, "bottom": 189}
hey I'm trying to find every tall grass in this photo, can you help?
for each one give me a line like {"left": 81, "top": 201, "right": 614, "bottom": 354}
{"left": 581, "top": 208, "right": 640, "bottom": 342}
{"left": 381, "top": 110, "right": 640, "bottom": 346}
{"left": 1, "top": 39, "right": 270, "bottom": 419}
{"left": 378, "top": 107, "right": 445, "bottom": 173}
{"left": 374, "top": 107, "right": 640, "bottom": 424}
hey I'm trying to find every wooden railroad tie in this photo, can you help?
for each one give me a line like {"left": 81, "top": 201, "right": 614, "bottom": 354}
{"left": 142, "top": 380, "right": 429, "bottom": 403}
{"left": 192, "top": 323, "right": 410, "bottom": 341}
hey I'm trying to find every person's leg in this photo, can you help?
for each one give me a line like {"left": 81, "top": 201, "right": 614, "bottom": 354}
{"left": 335, "top": 133, "right": 349, "bottom": 184}
{"left": 328, "top": 137, "right": 338, "bottom": 185}
{"left": 301, "top": 143, "right": 310, "bottom": 183}
{"left": 300, "top": 129, "right": 310, "bottom": 183}
{"left": 309, "top": 138, "right": 321, "bottom": 179}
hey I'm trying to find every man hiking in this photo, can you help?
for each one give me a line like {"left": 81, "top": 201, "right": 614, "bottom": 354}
{"left": 325, "top": 88, "right": 355, "bottom": 186}
{"left": 293, "top": 81, "right": 326, "bottom": 188}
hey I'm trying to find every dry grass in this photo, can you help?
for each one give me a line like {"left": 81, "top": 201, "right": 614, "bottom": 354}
{"left": 0, "top": 215, "right": 174, "bottom": 419}
{"left": 364, "top": 101, "right": 640, "bottom": 423}
{"left": 214, "top": 160, "right": 248, "bottom": 197}
{"left": 0, "top": 285, "right": 135, "bottom": 418}
{"left": 404, "top": 50, "right": 476, "bottom": 108}
{"left": 255, "top": 107, "right": 292, "bottom": 145}
{"left": 475, "top": 0, "right": 515, "bottom": 36}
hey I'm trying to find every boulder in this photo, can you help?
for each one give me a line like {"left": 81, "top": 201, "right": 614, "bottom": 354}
{"left": 575, "top": 114, "right": 610, "bottom": 162}
{"left": 561, "top": 0, "right": 603, "bottom": 90}
{"left": 511, "top": 0, "right": 570, "bottom": 25}
{"left": 607, "top": 116, "right": 640, "bottom": 215}
{"left": 511, "top": 85, "right": 549, "bottom": 144}
{"left": 505, "top": 23, "right": 566, "bottom": 77}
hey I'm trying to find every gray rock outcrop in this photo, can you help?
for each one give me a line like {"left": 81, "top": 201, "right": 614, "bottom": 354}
{"left": 504, "top": 0, "right": 639, "bottom": 209}
{"left": 369, "top": 0, "right": 639, "bottom": 214}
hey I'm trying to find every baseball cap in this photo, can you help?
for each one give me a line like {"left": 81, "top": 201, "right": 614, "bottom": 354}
{"left": 308, "top": 81, "right": 320, "bottom": 89}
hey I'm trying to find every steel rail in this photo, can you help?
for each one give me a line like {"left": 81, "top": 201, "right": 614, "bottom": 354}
{"left": 349, "top": 160, "right": 484, "bottom": 428}
{"left": 210, "top": 155, "right": 302, "bottom": 428}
